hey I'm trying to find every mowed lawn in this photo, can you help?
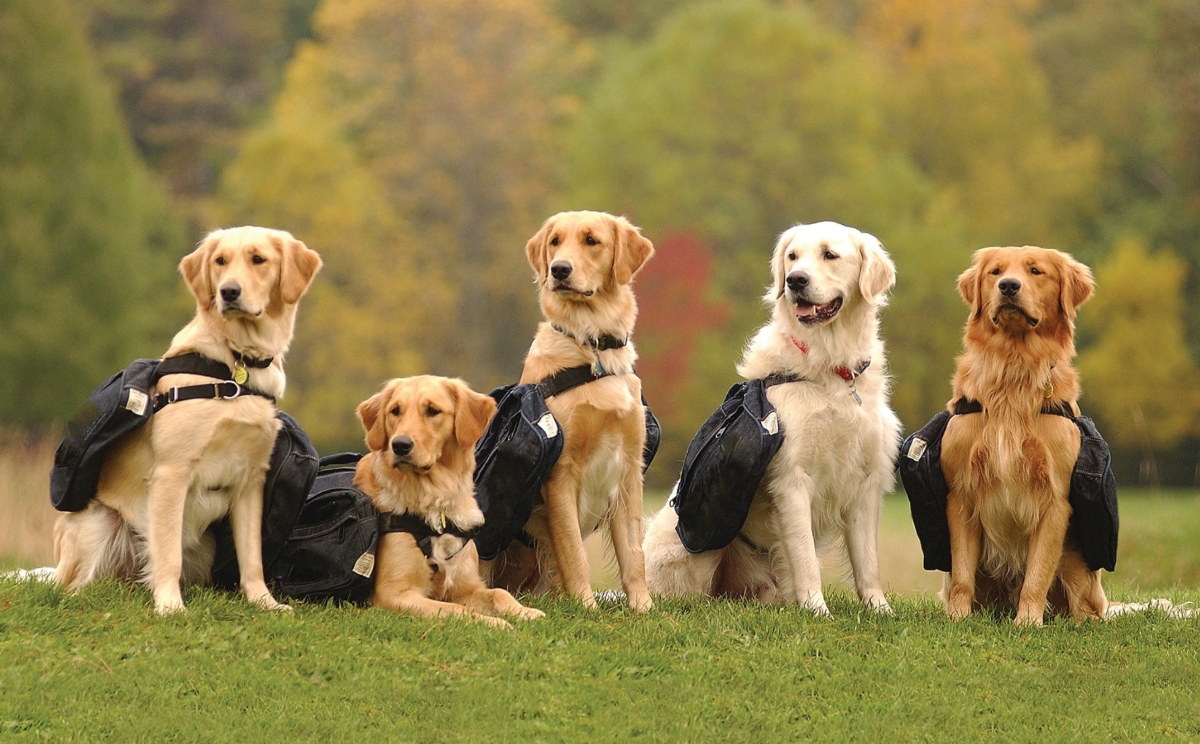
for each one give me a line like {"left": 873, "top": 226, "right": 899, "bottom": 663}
{"left": 2, "top": 491, "right": 1199, "bottom": 740}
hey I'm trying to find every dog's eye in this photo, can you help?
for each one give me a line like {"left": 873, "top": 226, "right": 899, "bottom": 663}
{"left": 425, "top": 406, "right": 440, "bottom": 417}
{"left": 550, "top": 236, "right": 560, "bottom": 246}
{"left": 251, "top": 254, "right": 265, "bottom": 265}
{"left": 215, "top": 257, "right": 226, "bottom": 266}
{"left": 824, "top": 251, "right": 838, "bottom": 260}
{"left": 990, "top": 268, "right": 1001, "bottom": 275}
{"left": 1029, "top": 266, "right": 1042, "bottom": 275}
{"left": 584, "top": 235, "right": 598, "bottom": 246}
{"left": 787, "top": 252, "right": 796, "bottom": 261}
{"left": 390, "top": 406, "right": 400, "bottom": 416}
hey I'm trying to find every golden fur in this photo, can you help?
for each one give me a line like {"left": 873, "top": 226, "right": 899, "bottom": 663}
{"left": 355, "top": 376, "right": 543, "bottom": 628}
{"left": 53, "top": 226, "right": 322, "bottom": 614}
{"left": 485, "top": 211, "right": 656, "bottom": 612}
{"left": 941, "top": 245, "right": 1106, "bottom": 625}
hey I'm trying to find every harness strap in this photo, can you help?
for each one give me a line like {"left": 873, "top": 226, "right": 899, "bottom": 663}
{"left": 953, "top": 397, "right": 1076, "bottom": 419}
{"left": 377, "top": 512, "right": 477, "bottom": 561}
{"left": 151, "top": 352, "right": 275, "bottom": 412}
{"left": 537, "top": 364, "right": 615, "bottom": 398}
{"left": 762, "top": 372, "right": 809, "bottom": 388}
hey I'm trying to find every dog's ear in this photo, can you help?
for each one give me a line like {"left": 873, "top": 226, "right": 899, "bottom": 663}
{"left": 957, "top": 248, "right": 991, "bottom": 319}
{"left": 612, "top": 218, "right": 654, "bottom": 285}
{"left": 1057, "top": 251, "right": 1095, "bottom": 320}
{"left": 525, "top": 218, "right": 553, "bottom": 281}
{"left": 856, "top": 231, "right": 896, "bottom": 305}
{"left": 277, "top": 233, "right": 323, "bottom": 305}
{"left": 356, "top": 391, "right": 388, "bottom": 453}
{"left": 452, "top": 381, "right": 497, "bottom": 450}
{"left": 767, "top": 227, "right": 796, "bottom": 301}
{"left": 180, "top": 232, "right": 220, "bottom": 306}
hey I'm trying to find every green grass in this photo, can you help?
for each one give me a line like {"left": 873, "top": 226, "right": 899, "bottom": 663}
{"left": 3, "top": 492, "right": 1199, "bottom": 741}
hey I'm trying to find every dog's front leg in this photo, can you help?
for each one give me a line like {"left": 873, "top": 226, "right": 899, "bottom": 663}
{"left": 945, "top": 488, "right": 982, "bottom": 620}
{"left": 609, "top": 463, "right": 653, "bottom": 612}
{"left": 146, "top": 465, "right": 191, "bottom": 614}
{"left": 770, "top": 480, "right": 828, "bottom": 617}
{"left": 843, "top": 485, "right": 892, "bottom": 615}
{"left": 1014, "top": 497, "right": 1071, "bottom": 626}
{"left": 229, "top": 470, "right": 290, "bottom": 611}
{"left": 541, "top": 466, "right": 596, "bottom": 608}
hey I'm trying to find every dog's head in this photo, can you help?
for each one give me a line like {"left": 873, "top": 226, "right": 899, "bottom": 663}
{"left": 179, "top": 226, "right": 322, "bottom": 319}
{"left": 768, "top": 222, "right": 895, "bottom": 328}
{"left": 356, "top": 376, "right": 497, "bottom": 475}
{"left": 957, "top": 246, "right": 1093, "bottom": 338}
{"left": 525, "top": 211, "right": 654, "bottom": 304}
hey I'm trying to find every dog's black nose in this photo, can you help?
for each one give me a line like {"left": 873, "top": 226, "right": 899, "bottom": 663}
{"left": 550, "top": 261, "right": 573, "bottom": 281}
{"left": 998, "top": 278, "right": 1021, "bottom": 297}
{"left": 786, "top": 271, "right": 810, "bottom": 291}
{"left": 391, "top": 436, "right": 414, "bottom": 457}
{"left": 220, "top": 283, "right": 241, "bottom": 303}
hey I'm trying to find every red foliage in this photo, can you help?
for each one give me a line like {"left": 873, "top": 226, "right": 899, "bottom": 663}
{"left": 636, "top": 232, "right": 730, "bottom": 417}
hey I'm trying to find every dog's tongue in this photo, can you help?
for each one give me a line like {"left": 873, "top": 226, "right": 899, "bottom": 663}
{"left": 796, "top": 302, "right": 817, "bottom": 318}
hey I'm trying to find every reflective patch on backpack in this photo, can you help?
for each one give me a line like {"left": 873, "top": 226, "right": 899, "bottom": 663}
{"left": 761, "top": 411, "right": 779, "bottom": 435}
{"left": 537, "top": 412, "right": 558, "bottom": 438}
{"left": 906, "top": 436, "right": 928, "bottom": 461}
{"left": 352, "top": 551, "right": 375, "bottom": 578}
{"left": 125, "top": 388, "right": 148, "bottom": 416}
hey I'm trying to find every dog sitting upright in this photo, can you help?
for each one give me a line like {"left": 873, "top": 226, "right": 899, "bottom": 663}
{"left": 486, "top": 211, "right": 656, "bottom": 612}
{"left": 355, "top": 376, "right": 544, "bottom": 627}
{"left": 53, "top": 226, "right": 322, "bottom": 614}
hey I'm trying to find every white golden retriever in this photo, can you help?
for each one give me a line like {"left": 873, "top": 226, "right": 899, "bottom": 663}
{"left": 643, "top": 221, "right": 900, "bottom": 617}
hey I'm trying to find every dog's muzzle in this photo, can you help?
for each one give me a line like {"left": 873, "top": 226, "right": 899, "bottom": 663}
{"left": 792, "top": 294, "right": 843, "bottom": 325}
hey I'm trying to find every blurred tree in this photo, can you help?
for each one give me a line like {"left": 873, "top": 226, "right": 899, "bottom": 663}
{"left": 1077, "top": 239, "right": 1200, "bottom": 450}
{"left": 69, "top": 0, "right": 318, "bottom": 222}
{"left": 0, "top": 0, "right": 185, "bottom": 427}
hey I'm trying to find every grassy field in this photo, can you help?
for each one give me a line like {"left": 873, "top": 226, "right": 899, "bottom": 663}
{"left": 4, "top": 435, "right": 1200, "bottom": 740}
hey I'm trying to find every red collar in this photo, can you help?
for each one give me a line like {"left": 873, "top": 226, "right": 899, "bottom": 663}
{"left": 790, "top": 336, "right": 870, "bottom": 382}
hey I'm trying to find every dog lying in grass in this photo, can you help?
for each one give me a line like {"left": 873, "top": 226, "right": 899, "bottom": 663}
{"left": 355, "top": 376, "right": 544, "bottom": 627}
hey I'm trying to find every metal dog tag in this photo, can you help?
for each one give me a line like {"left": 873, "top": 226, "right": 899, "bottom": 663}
{"left": 232, "top": 362, "right": 249, "bottom": 386}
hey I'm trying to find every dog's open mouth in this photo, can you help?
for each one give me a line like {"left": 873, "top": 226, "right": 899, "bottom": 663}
{"left": 795, "top": 297, "right": 842, "bottom": 325}
{"left": 993, "top": 303, "right": 1039, "bottom": 328}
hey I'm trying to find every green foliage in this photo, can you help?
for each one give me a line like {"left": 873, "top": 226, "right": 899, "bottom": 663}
{"left": 0, "top": 0, "right": 185, "bottom": 428}
{"left": 1078, "top": 239, "right": 1200, "bottom": 449}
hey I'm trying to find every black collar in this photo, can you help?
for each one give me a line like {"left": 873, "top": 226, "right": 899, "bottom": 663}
{"left": 762, "top": 372, "right": 809, "bottom": 388}
{"left": 377, "top": 512, "right": 477, "bottom": 561}
{"left": 953, "top": 397, "right": 1076, "bottom": 419}
{"left": 232, "top": 350, "right": 274, "bottom": 368}
{"left": 537, "top": 364, "right": 614, "bottom": 398}
{"left": 151, "top": 352, "right": 275, "bottom": 412}
{"left": 551, "top": 323, "right": 629, "bottom": 351}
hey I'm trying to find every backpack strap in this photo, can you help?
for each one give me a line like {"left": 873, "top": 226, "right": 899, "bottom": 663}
{"left": 952, "top": 397, "right": 1076, "bottom": 419}
{"left": 537, "top": 364, "right": 614, "bottom": 399}
{"left": 151, "top": 352, "right": 275, "bottom": 412}
{"left": 377, "top": 512, "right": 478, "bottom": 560}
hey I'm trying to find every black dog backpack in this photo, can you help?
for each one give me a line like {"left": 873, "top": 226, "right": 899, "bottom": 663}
{"left": 472, "top": 365, "right": 662, "bottom": 560}
{"left": 670, "top": 376, "right": 794, "bottom": 554}
{"left": 899, "top": 399, "right": 1119, "bottom": 573}
{"left": 50, "top": 354, "right": 320, "bottom": 588}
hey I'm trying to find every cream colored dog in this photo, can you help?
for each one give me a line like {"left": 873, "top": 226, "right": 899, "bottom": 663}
{"left": 53, "top": 226, "right": 322, "bottom": 615}
{"left": 643, "top": 221, "right": 899, "bottom": 617}
{"left": 485, "top": 211, "right": 656, "bottom": 612}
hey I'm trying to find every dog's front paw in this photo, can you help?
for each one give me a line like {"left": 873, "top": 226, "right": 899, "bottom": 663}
{"left": 481, "top": 615, "right": 514, "bottom": 630}
{"left": 515, "top": 606, "right": 546, "bottom": 621}
{"left": 154, "top": 597, "right": 187, "bottom": 616}
{"left": 945, "top": 589, "right": 973, "bottom": 620}
{"left": 1014, "top": 608, "right": 1045, "bottom": 627}
{"left": 245, "top": 588, "right": 291, "bottom": 612}
{"left": 627, "top": 592, "right": 654, "bottom": 614}
{"left": 866, "top": 597, "right": 894, "bottom": 616}
{"left": 802, "top": 594, "right": 832, "bottom": 619}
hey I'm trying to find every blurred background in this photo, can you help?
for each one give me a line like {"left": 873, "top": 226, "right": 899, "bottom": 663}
{"left": 2, "top": 0, "right": 1200, "bottom": 572}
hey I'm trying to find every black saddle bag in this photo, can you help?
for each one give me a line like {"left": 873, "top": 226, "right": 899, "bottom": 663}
{"left": 672, "top": 379, "right": 785, "bottom": 554}
{"left": 263, "top": 453, "right": 380, "bottom": 604}
{"left": 472, "top": 383, "right": 564, "bottom": 560}
{"left": 899, "top": 410, "right": 1119, "bottom": 573}
{"left": 898, "top": 411, "right": 954, "bottom": 572}
{"left": 210, "top": 411, "right": 320, "bottom": 590}
{"left": 50, "top": 359, "right": 160, "bottom": 512}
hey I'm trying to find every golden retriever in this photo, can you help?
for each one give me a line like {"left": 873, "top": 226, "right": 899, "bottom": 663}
{"left": 643, "top": 222, "right": 900, "bottom": 617}
{"left": 941, "top": 246, "right": 1104, "bottom": 625}
{"left": 53, "top": 226, "right": 322, "bottom": 614}
{"left": 354, "top": 376, "right": 544, "bottom": 627}
{"left": 485, "top": 211, "right": 656, "bottom": 612}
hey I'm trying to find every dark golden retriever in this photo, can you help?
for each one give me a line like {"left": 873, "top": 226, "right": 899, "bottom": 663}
{"left": 941, "top": 246, "right": 1105, "bottom": 625}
